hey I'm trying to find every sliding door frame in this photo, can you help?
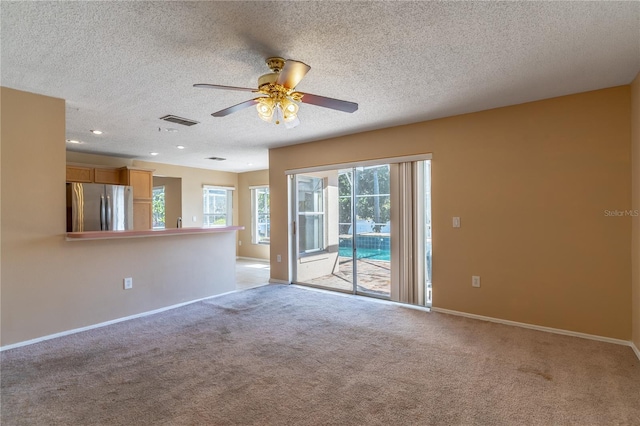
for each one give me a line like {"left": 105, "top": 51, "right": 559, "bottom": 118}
{"left": 287, "top": 154, "right": 432, "bottom": 303}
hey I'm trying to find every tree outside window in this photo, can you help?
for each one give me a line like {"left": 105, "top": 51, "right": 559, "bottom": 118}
{"left": 251, "top": 187, "right": 270, "bottom": 244}
{"left": 152, "top": 186, "right": 165, "bottom": 229}
{"left": 338, "top": 165, "right": 390, "bottom": 233}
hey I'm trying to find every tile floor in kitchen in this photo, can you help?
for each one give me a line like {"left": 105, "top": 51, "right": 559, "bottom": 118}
{"left": 235, "top": 258, "right": 271, "bottom": 290}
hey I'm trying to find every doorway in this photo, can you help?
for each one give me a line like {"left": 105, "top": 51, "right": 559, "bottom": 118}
{"left": 152, "top": 176, "right": 182, "bottom": 229}
{"left": 344, "top": 165, "right": 392, "bottom": 297}
{"left": 290, "top": 164, "right": 392, "bottom": 299}
{"left": 289, "top": 159, "right": 430, "bottom": 306}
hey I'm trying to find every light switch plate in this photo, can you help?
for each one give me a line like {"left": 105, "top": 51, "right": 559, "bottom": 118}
{"left": 453, "top": 217, "right": 461, "bottom": 228}
{"left": 472, "top": 276, "right": 480, "bottom": 288}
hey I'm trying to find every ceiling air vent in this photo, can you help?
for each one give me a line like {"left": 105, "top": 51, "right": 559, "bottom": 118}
{"left": 207, "top": 157, "right": 226, "bottom": 161}
{"left": 159, "top": 115, "right": 199, "bottom": 126}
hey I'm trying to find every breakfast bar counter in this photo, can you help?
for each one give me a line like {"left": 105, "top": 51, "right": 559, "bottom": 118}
{"left": 66, "top": 226, "right": 244, "bottom": 241}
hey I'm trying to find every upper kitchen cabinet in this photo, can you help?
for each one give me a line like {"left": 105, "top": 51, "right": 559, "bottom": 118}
{"left": 94, "top": 167, "right": 127, "bottom": 185}
{"left": 66, "top": 165, "right": 127, "bottom": 184}
{"left": 66, "top": 165, "right": 153, "bottom": 193}
{"left": 128, "top": 169, "right": 152, "bottom": 200}
{"left": 126, "top": 168, "right": 154, "bottom": 230}
{"left": 65, "top": 165, "right": 94, "bottom": 183}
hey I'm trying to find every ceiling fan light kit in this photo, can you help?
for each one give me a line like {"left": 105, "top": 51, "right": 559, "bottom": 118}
{"left": 256, "top": 97, "right": 299, "bottom": 126}
{"left": 194, "top": 57, "right": 358, "bottom": 128}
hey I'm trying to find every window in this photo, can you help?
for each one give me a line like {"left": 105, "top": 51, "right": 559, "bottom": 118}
{"left": 251, "top": 186, "right": 270, "bottom": 244}
{"left": 203, "top": 186, "right": 233, "bottom": 227}
{"left": 297, "top": 176, "right": 324, "bottom": 254}
{"left": 152, "top": 186, "right": 165, "bottom": 229}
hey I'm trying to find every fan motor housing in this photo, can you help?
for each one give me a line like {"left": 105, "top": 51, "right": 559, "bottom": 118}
{"left": 266, "top": 57, "right": 285, "bottom": 73}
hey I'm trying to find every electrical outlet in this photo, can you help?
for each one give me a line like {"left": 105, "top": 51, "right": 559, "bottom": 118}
{"left": 124, "top": 277, "right": 133, "bottom": 290}
{"left": 192, "top": 216, "right": 197, "bottom": 222}
{"left": 472, "top": 276, "right": 480, "bottom": 288}
{"left": 238, "top": 240, "right": 242, "bottom": 246}
{"left": 277, "top": 254, "right": 282, "bottom": 263}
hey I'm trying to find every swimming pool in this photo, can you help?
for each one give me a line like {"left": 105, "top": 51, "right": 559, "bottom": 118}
{"left": 338, "top": 235, "right": 432, "bottom": 282}
{"left": 338, "top": 246, "right": 391, "bottom": 261}
{"left": 339, "top": 234, "right": 391, "bottom": 261}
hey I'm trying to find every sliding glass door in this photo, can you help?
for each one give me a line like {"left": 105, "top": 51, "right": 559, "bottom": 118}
{"left": 337, "top": 169, "right": 355, "bottom": 288}
{"left": 290, "top": 158, "right": 431, "bottom": 306}
{"left": 292, "top": 166, "right": 392, "bottom": 298}
{"left": 293, "top": 172, "right": 350, "bottom": 292}
{"left": 353, "top": 165, "right": 391, "bottom": 297}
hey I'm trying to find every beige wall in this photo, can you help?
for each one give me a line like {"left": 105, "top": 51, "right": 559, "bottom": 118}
{"left": 153, "top": 176, "right": 182, "bottom": 229}
{"left": 270, "top": 86, "right": 632, "bottom": 340}
{"left": 1, "top": 87, "right": 237, "bottom": 346}
{"left": 237, "top": 169, "right": 270, "bottom": 260}
{"left": 632, "top": 72, "right": 640, "bottom": 350}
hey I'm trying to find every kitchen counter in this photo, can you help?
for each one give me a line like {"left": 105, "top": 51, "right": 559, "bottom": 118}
{"left": 66, "top": 226, "right": 244, "bottom": 241}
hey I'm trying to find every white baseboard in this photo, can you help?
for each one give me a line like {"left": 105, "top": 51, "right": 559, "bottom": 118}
{"left": 291, "top": 284, "right": 432, "bottom": 312}
{"left": 269, "top": 278, "right": 290, "bottom": 284}
{"left": 236, "top": 256, "right": 269, "bottom": 262}
{"left": 0, "top": 289, "right": 239, "bottom": 352}
{"left": 632, "top": 342, "right": 640, "bottom": 362}
{"left": 5, "top": 289, "right": 638, "bottom": 363}
{"left": 430, "top": 307, "right": 632, "bottom": 348}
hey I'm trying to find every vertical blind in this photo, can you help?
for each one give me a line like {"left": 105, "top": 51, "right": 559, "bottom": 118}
{"left": 391, "top": 161, "right": 426, "bottom": 305}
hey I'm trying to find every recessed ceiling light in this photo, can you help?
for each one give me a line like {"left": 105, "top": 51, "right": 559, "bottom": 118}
{"left": 150, "top": 152, "right": 159, "bottom": 156}
{"left": 247, "top": 163, "right": 253, "bottom": 166}
{"left": 176, "top": 145, "right": 185, "bottom": 149}
{"left": 66, "top": 139, "right": 82, "bottom": 144}
{"left": 90, "top": 130, "right": 103, "bottom": 135}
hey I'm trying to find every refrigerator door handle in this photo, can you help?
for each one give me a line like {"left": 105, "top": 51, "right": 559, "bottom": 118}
{"left": 106, "top": 195, "right": 112, "bottom": 230}
{"left": 100, "top": 194, "right": 106, "bottom": 230}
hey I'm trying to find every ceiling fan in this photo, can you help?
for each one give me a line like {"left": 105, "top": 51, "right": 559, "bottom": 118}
{"left": 194, "top": 57, "right": 358, "bottom": 129}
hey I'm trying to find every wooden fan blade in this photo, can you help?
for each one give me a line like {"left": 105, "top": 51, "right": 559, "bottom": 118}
{"left": 276, "top": 60, "right": 310, "bottom": 89}
{"left": 194, "top": 84, "right": 257, "bottom": 93}
{"left": 298, "top": 93, "right": 358, "bottom": 113}
{"left": 212, "top": 98, "right": 262, "bottom": 117}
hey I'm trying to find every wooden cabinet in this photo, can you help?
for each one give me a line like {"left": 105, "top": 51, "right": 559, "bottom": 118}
{"left": 67, "top": 165, "right": 128, "bottom": 184}
{"left": 66, "top": 164, "right": 154, "bottom": 230}
{"left": 94, "top": 167, "right": 127, "bottom": 185}
{"left": 66, "top": 165, "right": 93, "bottom": 183}
{"left": 128, "top": 169, "right": 152, "bottom": 200}
{"left": 127, "top": 169, "right": 153, "bottom": 230}
{"left": 133, "top": 201, "right": 152, "bottom": 230}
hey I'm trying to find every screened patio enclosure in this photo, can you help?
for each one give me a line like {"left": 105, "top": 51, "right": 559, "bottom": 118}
{"left": 289, "top": 157, "right": 432, "bottom": 306}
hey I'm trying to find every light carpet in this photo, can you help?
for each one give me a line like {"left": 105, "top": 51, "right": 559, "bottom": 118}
{"left": 1, "top": 284, "right": 639, "bottom": 425}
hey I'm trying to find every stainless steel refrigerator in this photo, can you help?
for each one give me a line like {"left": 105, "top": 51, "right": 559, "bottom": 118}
{"left": 66, "top": 183, "right": 134, "bottom": 232}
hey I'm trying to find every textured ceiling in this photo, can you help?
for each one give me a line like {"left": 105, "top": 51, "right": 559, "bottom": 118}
{"left": 2, "top": 1, "right": 639, "bottom": 172}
